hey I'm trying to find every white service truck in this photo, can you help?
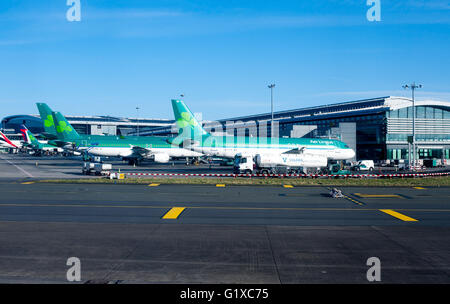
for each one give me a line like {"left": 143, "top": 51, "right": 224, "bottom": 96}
{"left": 82, "top": 162, "right": 112, "bottom": 176}
{"left": 351, "top": 160, "right": 375, "bottom": 172}
{"left": 233, "top": 152, "right": 328, "bottom": 175}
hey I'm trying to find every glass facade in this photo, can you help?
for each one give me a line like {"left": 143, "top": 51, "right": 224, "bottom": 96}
{"left": 278, "top": 104, "right": 450, "bottom": 161}
{"left": 387, "top": 148, "right": 450, "bottom": 160}
{"left": 385, "top": 105, "right": 450, "bottom": 161}
{"left": 280, "top": 113, "right": 386, "bottom": 160}
{"left": 387, "top": 106, "right": 450, "bottom": 119}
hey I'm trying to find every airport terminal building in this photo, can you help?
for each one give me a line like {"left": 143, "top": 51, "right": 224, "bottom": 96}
{"left": 226, "top": 96, "right": 450, "bottom": 162}
{"left": 140, "top": 96, "right": 450, "bottom": 163}
{"left": 221, "top": 96, "right": 450, "bottom": 162}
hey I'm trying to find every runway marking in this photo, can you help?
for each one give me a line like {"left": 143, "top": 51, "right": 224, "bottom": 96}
{"left": 162, "top": 207, "right": 186, "bottom": 219}
{"left": 413, "top": 187, "right": 426, "bottom": 190}
{"left": 343, "top": 195, "right": 365, "bottom": 206}
{"left": 1, "top": 202, "right": 446, "bottom": 213}
{"left": 354, "top": 193, "right": 403, "bottom": 199}
{"left": 0, "top": 155, "right": 34, "bottom": 178}
{"left": 148, "top": 183, "right": 160, "bottom": 187}
{"left": 216, "top": 184, "right": 226, "bottom": 187}
{"left": 283, "top": 185, "right": 294, "bottom": 188}
{"left": 21, "top": 182, "right": 35, "bottom": 185}
{"left": 325, "top": 187, "right": 364, "bottom": 206}
{"left": 379, "top": 209, "right": 418, "bottom": 222}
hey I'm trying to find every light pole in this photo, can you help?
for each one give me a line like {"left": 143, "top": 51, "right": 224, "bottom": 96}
{"left": 268, "top": 84, "right": 275, "bottom": 136}
{"left": 136, "top": 106, "right": 140, "bottom": 137}
{"left": 403, "top": 83, "right": 422, "bottom": 170}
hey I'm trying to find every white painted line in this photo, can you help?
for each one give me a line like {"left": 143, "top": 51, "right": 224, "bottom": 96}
{"left": 0, "top": 154, "right": 34, "bottom": 178}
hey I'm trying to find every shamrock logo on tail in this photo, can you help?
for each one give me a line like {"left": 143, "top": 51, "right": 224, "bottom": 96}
{"left": 56, "top": 121, "right": 72, "bottom": 133}
{"left": 176, "top": 112, "right": 198, "bottom": 128}
{"left": 44, "top": 115, "right": 54, "bottom": 127}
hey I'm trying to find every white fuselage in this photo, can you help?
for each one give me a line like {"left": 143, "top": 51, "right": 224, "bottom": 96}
{"left": 78, "top": 146, "right": 203, "bottom": 159}
{"left": 190, "top": 145, "right": 355, "bottom": 161}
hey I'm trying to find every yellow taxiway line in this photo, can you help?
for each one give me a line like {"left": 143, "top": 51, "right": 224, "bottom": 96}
{"left": 216, "top": 184, "right": 226, "bottom": 187}
{"left": 148, "top": 183, "right": 160, "bottom": 187}
{"left": 343, "top": 195, "right": 364, "bottom": 206}
{"left": 379, "top": 209, "right": 418, "bottom": 222}
{"left": 162, "top": 207, "right": 186, "bottom": 219}
{"left": 283, "top": 185, "right": 294, "bottom": 188}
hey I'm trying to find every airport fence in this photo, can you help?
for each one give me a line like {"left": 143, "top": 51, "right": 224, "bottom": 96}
{"left": 125, "top": 171, "right": 450, "bottom": 179}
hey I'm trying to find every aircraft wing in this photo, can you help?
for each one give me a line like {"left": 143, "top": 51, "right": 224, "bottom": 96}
{"left": 48, "top": 140, "right": 72, "bottom": 147}
{"left": 131, "top": 145, "right": 154, "bottom": 158}
{"left": 39, "top": 132, "right": 59, "bottom": 140}
{"left": 282, "top": 147, "right": 306, "bottom": 154}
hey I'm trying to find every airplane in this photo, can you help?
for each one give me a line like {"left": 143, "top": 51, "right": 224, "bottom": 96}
{"left": 48, "top": 110, "right": 203, "bottom": 165}
{"left": 0, "top": 130, "right": 20, "bottom": 149}
{"left": 170, "top": 99, "right": 356, "bottom": 162}
{"left": 19, "top": 125, "right": 64, "bottom": 155}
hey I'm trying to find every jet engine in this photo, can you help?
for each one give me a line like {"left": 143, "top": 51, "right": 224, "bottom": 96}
{"left": 153, "top": 153, "right": 170, "bottom": 163}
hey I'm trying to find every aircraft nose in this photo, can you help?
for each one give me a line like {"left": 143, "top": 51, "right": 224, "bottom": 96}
{"left": 348, "top": 149, "right": 356, "bottom": 159}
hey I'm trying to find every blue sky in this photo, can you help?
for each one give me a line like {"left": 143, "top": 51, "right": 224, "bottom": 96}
{"left": 0, "top": 0, "right": 449, "bottom": 120}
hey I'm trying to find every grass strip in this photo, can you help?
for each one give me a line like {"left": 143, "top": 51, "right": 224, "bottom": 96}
{"left": 37, "top": 176, "right": 450, "bottom": 187}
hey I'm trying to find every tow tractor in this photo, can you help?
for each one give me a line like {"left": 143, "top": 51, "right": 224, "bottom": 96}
{"left": 321, "top": 163, "right": 351, "bottom": 176}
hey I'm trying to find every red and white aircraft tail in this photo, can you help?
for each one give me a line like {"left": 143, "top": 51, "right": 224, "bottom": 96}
{"left": 0, "top": 131, "right": 19, "bottom": 148}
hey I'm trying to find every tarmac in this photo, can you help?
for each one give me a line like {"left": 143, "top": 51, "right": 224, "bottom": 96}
{"left": 0, "top": 152, "right": 449, "bottom": 283}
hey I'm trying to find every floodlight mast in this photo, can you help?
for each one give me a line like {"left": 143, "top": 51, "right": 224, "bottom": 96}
{"left": 268, "top": 84, "right": 276, "bottom": 136}
{"left": 136, "top": 106, "right": 140, "bottom": 137}
{"left": 403, "top": 83, "right": 422, "bottom": 170}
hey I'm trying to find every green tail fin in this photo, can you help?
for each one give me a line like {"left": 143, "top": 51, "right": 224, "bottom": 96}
{"left": 27, "top": 131, "right": 43, "bottom": 149}
{"left": 171, "top": 99, "right": 208, "bottom": 139}
{"left": 52, "top": 111, "right": 81, "bottom": 141}
{"left": 20, "top": 125, "right": 42, "bottom": 149}
{"left": 36, "top": 103, "right": 58, "bottom": 136}
{"left": 27, "top": 130, "right": 41, "bottom": 147}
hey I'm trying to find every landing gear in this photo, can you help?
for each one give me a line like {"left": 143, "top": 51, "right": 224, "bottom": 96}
{"left": 127, "top": 159, "right": 141, "bottom": 166}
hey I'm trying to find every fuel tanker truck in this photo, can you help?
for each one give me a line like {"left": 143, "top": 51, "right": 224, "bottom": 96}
{"left": 233, "top": 152, "right": 328, "bottom": 175}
